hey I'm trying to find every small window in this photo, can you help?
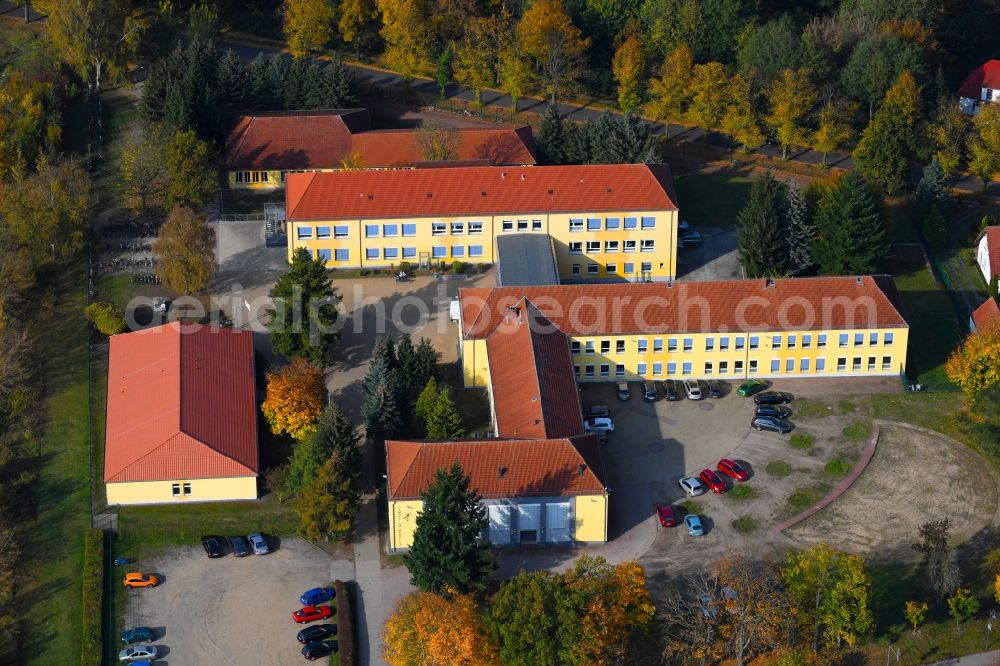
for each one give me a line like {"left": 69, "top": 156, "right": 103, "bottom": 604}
{"left": 317, "top": 249, "right": 332, "bottom": 262}
{"left": 616, "top": 364, "right": 625, "bottom": 377}
{"left": 624, "top": 216, "right": 637, "bottom": 229}
{"left": 587, "top": 264, "right": 599, "bottom": 274}
{"left": 802, "top": 334, "right": 811, "bottom": 348}
{"left": 585, "top": 365, "right": 595, "bottom": 378}
{"left": 882, "top": 355, "right": 892, "bottom": 370}
{"left": 517, "top": 220, "right": 529, "bottom": 231}
{"left": 683, "top": 338, "right": 693, "bottom": 352}
{"left": 640, "top": 239, "right": 655, "bottom": 252}
{"left": 297, "top": 226, "right": 313, "bottom": 240}
{"left": 171, "top": 483, "right": 180, "bottom": 497}
{"left": 574, "top": 365, "right": 580, "bottom": 377}
{"left": 532, "top": 219, "right": 543, "bottom": 231}
{"left": 402, "top": 223, "right": 417, "bottom": 237}
{"left": 772, "top": 335, "right": 782, "bottom": 349}
{"left": 585, "top": 341, "right": 595, "bottom": 354}
{"left": 334, "top": 249, "right": 349, "bottom": 262}
{"left": 365, "top": 224, "right": 379, "bottom": 238}
{"left": 586, "top": 241, "right": 601, "bottom": 253}
{"left": 667, "top": 361, "right": 676, "bottom": 374}
{"left": 837, "top": 357, "right": 847, "bottom": 371}
{"left": 624, "top": 240, "right": 637, "bottom": 253}
{"left": 682, "top": 362, "right": 692, "bottom": 375}
{"left": 637, "top": 362, "right": 647, "bottom": 375}
{"left": 720, "top": 336, "right": 729, "bottom": 351}
{"left": 383, "top": 224, "right": 398, "bottom": 237}
{"left": 365, "top": 248, "right": 379, "bottom": 260}
{"left": 469, "top": 245, "right": 484, "bottom": 257}
{"left": 786, "top": 358, "right": 795, "bottom": 372}
{"left": 704, "top": 361, "right": 713, "bottom": 375}
{"left": 653, "top": 362, "right": 663, "bottom": 376}
{"left": 571, "top": 341, "right": 581, "bottom": 354}
{"left": 468, "top": 222, "right": 483, "bottom": 235}
{"left": 606, "top": 217, "right": 620, "bottom": 229}
{"left": 383, "top": 247, "right": 398, "bottom": 259}
{"left": 402, "top": 247, "right": 416, "bottom": 259}
{"left": 334, "top": 225, "right": 349, "bottom": 239}
{"left": 182, "top": 482, "right": 191, "bottom": 496}
{"left": 605, "top": 263, "right": 617, "bottom": 273}
{"left": 668, "top": 338, "right": 677, "bottom": 352}
{"left": 637, "top": 339, "right": 648, "bottom": 353}
{"left": 616, "top": 340, "right": 625, "bottom": 354}
{"left": 432, "top": 222, "right": 447, "bottom": 236}
{"left": 867, "top": 356, "right": 876, "bottom": 371}
{"left": 771, "top": 359, "right": 781, "bottom": 372}
{"left": 641, "top": 216, "right": 656, "bottom": 229}
{"left": 260, "top": 172, "right": 268, "bottom": 183}
{"left": 800, "top": 358, "right": 810, "bottom": 372}
{"left": 235, "top": 172, "right": 244, "bottom": 184}
{"left": 705, "top": 337, "right": 714, "bottom": 351}
{"left": 623, "top": 262, "right": 634, "bottom": 274}
{"left": 587, "top": 218, "right": 602, "bottom": 231}
{"left": 600, "top": 364, "right": 610, "bottom": 377}
{"left": 735, "top": 337, "right": 745, "bottom": 351}
{"left": 641, "top": 262, "right": 652, "bottom": 272}
{"left": 749, "top": 360, "right": 758, "bottom": 374}
{"left": 735, "top": 360, "right": 744, "bottom": 373}
{"left": 816, "top": 358, "right": 825, "bottom": 371}
{"left": 870, "top": 332, "right": 878, "bottom": 346}
{"left": 719, "top": 361, "right": 728, "bottom": 374}
{"left": 502, "top": 220, "right": 514, "bottom": 231}
{"left": 432, "top": 246, "right": 447, "bottom": 258}
{"left": 605, "top": 240, "right": 619, "bottom": 253}
{"left": 788, "top": 334, "right": 796, "bottom": 349}
{"left": 750, "top": 336, "right": 759, "bottom": 350}
{"left": 572, "top": 264, "right": 581, "bottom": 275}
{"left": 818, "top": 334, "right": 827, "bottom": 348}
{"left": 839, "top": 333, "right": 849, "bottom": 348}
{"left": 451, "top": 246, "right": 465, "bottom": 257}
{"left": 316, "top": 226, "right": 332, "bottom": 239}
{"left": 600, "top": 340, "right": 610, "bottom": 354}
{"left": 653, "top": 338, "right": 663, "bottom": 352}
{"left": 569, "top": 219, "right": 583, "bottom": 232}
{"left": 569, "top": 242, "right": 583, "bottom": 254}
{"left": 854, "top": 333, "right": 864, "bottom": 347}
{"left": 852, "top": 357, "right": 862, "bottom": 371}
{"left": 884, "top": 332, "right": 894, "bottom": 345}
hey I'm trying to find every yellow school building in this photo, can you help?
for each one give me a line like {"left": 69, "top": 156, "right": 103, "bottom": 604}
{"left": 284, "top": 163, "right": 680, "bottom": 282}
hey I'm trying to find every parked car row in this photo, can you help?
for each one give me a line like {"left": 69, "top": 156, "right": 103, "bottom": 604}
{"left": 201, "top": 533, "right": 270, "bottom": 558}
{"left": 663, "top": 458, "right": 754, "bottom": 538}
{"left": 617, "top": 379, "right": 728, "bottom": 403}
{"left": 118, "top": 624, "right": 160, "bottom": 663}
{"left": 292, "top": 587, "right": 339, "bottom": 660}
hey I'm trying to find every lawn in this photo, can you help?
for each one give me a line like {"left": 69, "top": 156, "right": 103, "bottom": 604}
{"left": 15, "top": 262, "right": 92, "bottom": 666}
{"left": 672, "top": 172, "right": 753, "bottom": 228}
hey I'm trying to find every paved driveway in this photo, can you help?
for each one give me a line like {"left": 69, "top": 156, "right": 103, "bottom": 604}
{"left": 123, "top": 538, "right": 352, "bottom": 666}
{"left": 676, "top": 227, "right": 740, "bottom": 282}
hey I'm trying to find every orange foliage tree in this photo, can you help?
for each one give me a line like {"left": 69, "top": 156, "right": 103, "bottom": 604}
{"left": 261, "top": 357, "right": 327, "bottom": 440}
{"left": 945, "top": 319, "right": 1000, "bottom": 415}
{"left": 383, "top": 589, "right": 499, "bottom": 666}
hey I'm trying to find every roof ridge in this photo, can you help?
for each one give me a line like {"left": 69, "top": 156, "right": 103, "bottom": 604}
{"left": 387, "top": 440, "right": 424, "bottom": 496}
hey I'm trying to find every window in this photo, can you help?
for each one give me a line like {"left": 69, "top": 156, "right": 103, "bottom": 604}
{"left": 182, "top": 482, "right": 191, "bottom": 495}
{"left": 668, "top": 338, "right": 677, "bottom": 352}
{"left": 172, "top": 483, "right": 180, "bottom": 497}
{"left": 749, "top": 360, "right": 758, "bottom": 373}
{"left": 750, "top": 336, "right": 759, "bottom": 350}
{"left": 802, "top": 334, "right": 811, "bottom": 348}
{"left": 572, "top": 264, "right": 581, "bottom": 275}
{"left": 704, "top": 361, "right": 713, "bottom": 375}
{"left": 451, "top": 246, "right": 465, "bottom": 257}
{"left": 468, "top": 221, "right": 483, "bottom": 235}
{"left": 585, "top": 365, "right": 595, "bottom": 378}
{"left": 638, "top": 339, "right": 648, "bottom": 353}
{"left": 786, "top": 358, "right": 795, "bottom": 372}
{"left": 532, "top": 219, "right": 543, "bottom": 231}
{"left": 606, "top": 217, "right": 620, "bottom": 229}
{"left": 432, "top": 222, "right": 447, "bottom": 236}
{"left": 587, "top": 264, "right": 599, "bottom": 274}
{"left": 682, "top": 338, "right": 692, "bottom": 352}
{"left": 623, "top": 262, "right": 634, "bottom": 274}
{"left": 383, "top": 247, "right": 398, "bottom": 259}
{"left": 334, "top": 249, "right": 348, "bottom": 262}
{"left": 403, "top": 223, "right": 416, "bottom": 237}
{"left": 870, "top": 332, "right": 879, "bottom": 345}
{"left": 641, "top": 262, "right": 652, "bottom": 272}
{"left": 451, "top": 222, "right": 465, "bottom": 235}
{"left": 640, "top": 239, "right": 655, "bottom": 252}
{"left": 335, "top": 225, "right": 350, "bottom": 239}
{"left": 605, "top": 240, "right": 620, "bottom": 253}
{"left": 720, "top": 336, "right": 730, "bottom": 351}
{"left": 260, "top": 172, "right": 268, "bottom": 183}
{"left": 569, "top": 218, "right": 583, "bottom": 232}
{"left": 365, "top": 224, "right": 379, "bottom": 238}
{"left": 772, "top": 335, "right": 782, "bottom": 349}
{"left": 600, "top": 364, "right": 610, "bottom": 377}
{"left": 682, "top": 362, "right": 692, "bottom": 375}
{"left": 884, "top": 332, "right": 894, "bottom": 345}
{"left": 365, "top": 248, "right": 379, "bottom": 260}
{"left": 637, "top": 362, "right": 647, "bottom": 375}
{"left": 297, "top": 226, "right": 313, "bottom": 240}
{"left": 816, "top": 358, "right": 825, "bottom": 371}
{"left": 867, "top": 356, "right": 876, "bottom": 371}
{"left": 600, "top": 340, "right": 610, "bottom": 354}
{"left": 624, "top": 216, "right": 637, "bottom": 229}
{"left": 317, "top": 249, "right": 332, "bottom": 262}
{"left": 383, "top": 224, "right": 398, "bottom": 237}
{"left": 235, "top": 172, "right": 244, "bottom": 184}
{"left": 251, "top": 171, "right": 259, "bottom": 183}
{"left": 616, "top": 340, "right": 625, "bottom": 354}
{"left": 641, "top": 216, "right": 656, "bottom": 229}
{"left": 719, "top": 360, "right": 728, "bottom": 374}
{"left": 771, "top": 359, "right": 781, "bottom": 373}
{"left": 852, "top": 357, "right": 862, "bottom": 371}
{"left": 585, "top": 341, "right": 595, "bottom": 354}
{"left": 574, "top": 365, "right": 580, "bottom": 377}
{"left": 653, "top": 362, "right": 663, "bottom": 376}
{"left": 667, "top": 361, "right": 676, "bottom": 374}
{"left": 788, "top": 334, "right": 796, "bottom": 349}
{"left": 882, "top": 355, "right": 892, "bottom": 370}
{"left": 839, "top": 333, "right": 849, "bottom": 347}
{"left": 432, "top": 246, "right": 447, "bottom": 258}
{"left": 317, "top": 226, "right": 332, "bottom": 239}
{"left": 818, "top": 334, "right": 827, "bottom": 348}
{"left": 469, "top": 245, "right": 483, "bottom": 257}
{"left": 705, "top": 337, "right": 714, "bottom": 351}
{"left": 854, "top": 333, "right": 864, "bottom": 346}
{"left": 735, "top": 336, "right": 745, "bottom": 351}
{"left": 735, "top": 360, "right": 744, "bottom": 373}
{"left": 403, "top": 247, "right": 416, "bottom": 259}
{"left": 587, "top": 218, "right": 601, "bottom": 231}
{"left": 500, "top": 220, "right": 513, "bottom": 232}
{"left": 800, "top": 358, "right": 810, "bottom": 372}
{"left": 586, "top": 241, "right": 601, "bottom": 252}
{"left": 569, "top": 242, "right": 583, "bottom": 254}
{"left": 653, "top": 338, "right": 663, "bottom": 352}
{"left": 606, "top": 263, "right": 617, "bottom": 273}
{"left": 571, "top": 341, "right": 581, "bottom": 354}
{"left": 624, "top": 240, "right": 637, "bottom": 253}
{"left": 837, "top": 357, "right": 847, "bottom": 371}
{"left": 616, "top": 364, "right": 625, "bottom": 377}
{"left": 517, "top": 220, "right": 529, "bottom": 231}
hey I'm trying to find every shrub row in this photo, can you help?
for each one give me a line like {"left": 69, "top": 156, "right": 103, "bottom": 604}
{"left": 81, "top": 528, "right": 105, "bottom": 666}
{"left": 334, "top": 580, "right": 356, "bottom": 666}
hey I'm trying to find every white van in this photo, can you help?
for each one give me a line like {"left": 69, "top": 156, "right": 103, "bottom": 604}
{"left": 449, "top": 298, "right": 461, "bottom": 322}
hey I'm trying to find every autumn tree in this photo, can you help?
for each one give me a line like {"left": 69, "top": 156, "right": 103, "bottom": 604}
{"left": 339, "top": 0, "right": 378, "bottom": 57}
{"left": 48, "top": 0, "right": 133, "bottom": 93}
{"left": 612, "top": 34, "right": 645, "bottom": 113}
{"left": 153, "top": 206, "right": 217, "bottom": 294}
{"left": 905, "top": 600, "right": 928, "bottom": 633}
{"left": 499, "top": 47, "right": 534, "bottom": 115}
{"left": 268, "top": 247, "right": 341, "bottom": 364}
{"left": 947, "top": 588, "right": 980, "bottom": 624}
{"left": 811, "top": 171, "right": 888, "bottom": 275}
{"left": 377, "top": 0, "right": 433, "bottom": 82}
{"left": 737, "top": 172, "right": 789, "bottom": 278}
{"left": 813, "top": 99, "right": 856, "bottom": 166}
{"left": 854, "top": 71, "right": 922, "bottom": 194}
{"left": 687, "top": 61, "right": 729, "bottom": 130}
{"left": 454, "top": 19, "right": 496, "bottom": 109}
{"left": 721, "top": 72, "right": 765, "bottom": 153}
{"left": 969, "top": 102, "right": 1000, "bottom": 192}
{"left": 660, "top": 569, "right": 725, "bottom": 665}
{"left": 945, "top": 319, "right": 1000, "bottom": 412}
{"left": 385, "top": 590, "right": 499, "bottom": 666}
{"left": 283, "top": 0, "right": 335, "bottom": 58}
{"left": 647, "top": 43, "right": 693, "bottom": 132}
{"left": 928, "top": 100, "right": 969, "bottom": 178}
{"left": 84, "top": 302, "right": 127, "bottom": 336}
{"left": 416, "top": 123, "right": 460, "bottom": 161}
{"left": 912, "top": 519, "right": 962, "bottom": 603}
{"left": 405, "top": 463, "right": 496, "bottom": 594}
{"left": 715, "top": 551, "right": 790, "bottom": 666}
{"left": 117, "top": 126, "right": 168, "bottom": 215}
{"left": 298, "top": 451, "right": 359, "bottom": 540}
{"left": 261, "top": 357, "right": 328, "bottom": 440}
{"left": 517, "top": 0, "right": 591, "bottom": 103}
{"left": 164, "top": 129, "right": 218, "bottom": 210}
{"left": 766, "top": 69, "right": 818, "bottom": 160}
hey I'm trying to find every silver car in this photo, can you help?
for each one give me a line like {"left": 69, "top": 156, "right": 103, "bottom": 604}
{"left": 584, "top": 417, "right": 615, "bottom": 434}
{"left": 247, "top": 532, "right": 270, "bottom": 555}
{"left": 683, "top": 380, "right": 703, "bottom": 400}
{"left": 678, "top": 477, "right": 706, "bottom": 497}
{"left": 119, "top": 645, "right": 158, "bottom": 662}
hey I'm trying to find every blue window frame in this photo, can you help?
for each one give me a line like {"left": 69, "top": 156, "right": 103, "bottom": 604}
{"left": 451, "top": 246, "right": 465, "bottom": 257}
{"left": 816, "top": 358, "right": 826, "bottom": 371}
{"left": 402, "top": 247, "right": 416, "bottom": 258}
{"left": 818, "top": 334, "right": 827, "bottom": 347}
{"left": 854, "top": 333, "right": 864, "bottom": 346}
{"left": 364, "top": 224, "right": 379, "bottom": 238}
{"left": 771, "top": 359, "right": 781, "bottom": 372}
{"left": 705, "top": 337, "right": 714, "bottom": 351}
{"left": 317, "top": 248, "right": 332, "bottom": 261}
{"left": 402, "top": 224, "right": 416, "bottom": 237}
{"left": 668, "top": 338, "right": 677, "bottom": 352}
{"left": 870, "top": 332, "right": 879, "bottom": 345}
{"left": 334, "top": 225, "right": 349, "bottom": 238}
{"left": 683, "top": 337, "right": 693, "bottom": 351}
{"left": 682, "top": 361, "right": 692, "bottom": 375}
{"left": 637, "top": 362, "right": 647, "bottom": 375}
{"left": 641, "top": 216, "right": 656, "bottom": 229}
{"left": 432, "top": 246, "right": 447, "bottom": 258}
{"left": 736, "top": 336, "right": 745, "bottom": 350}
{"left": 297, "top": 226, "right": 312, "bottom": 240}
{"left": 383, "top": 247, "right": 398, "bottom": 259}
{"left": 383, "top": 224, "right": 398, "bottom": 237}
{"left": 605, "top": 217, "right": 620, "bottom": 229}
{"left": 334, "top": 249, "right": 348, "bottom": 262}
{"left": 365, "top": 248, "right": 379, "bottom": 260}
{"left": 624, "top": 217, "right": 637, "bottom": 229}
{"left": 667, "top": 362, "right": 676, "bottom": 374}
{"left": 788, "top": 334, "right": 796, "bottom": 348}
{"left": 652, "top": 362, "right": 663, "bottom": 376}
{"left": 623, "top": 262, "right": 634, "bottom": 273}
{"left": 587, "top": 218, "right": 602, "bottom": 231}
{"left": 469, "top": 245, "right": 483, "bottom": 257}
{"left": 316, "top": 226, "right": 332, "bottom": 239}
{"left": 720, "top": 336, "right": 730, "bottom": 350}
{"left": 772, "top": 335, "right": 782, "bottom": 349}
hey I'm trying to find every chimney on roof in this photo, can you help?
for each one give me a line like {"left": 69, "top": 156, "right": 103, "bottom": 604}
{"left": 521, "top": 173, "right": 526, "bottom": 180}
{"left": 507, "top": 304, "right": 521, "bottom": 319}
{"left": 548, "top": 188, "right": 554, "bottom": 195}
{"left": 765, "top": 278, "right": 776, "bottom": 288}
{"left": 499, "top": 466, "right": 507, "bottom": 479}
{"left": 426, "top": 192, "right": 433, "bottom": 198}
{"left": 855, "top": 276, "right": 864, "bottom": 284}
{"left": 577, "top": 464, "right": 586, "bottom": 476}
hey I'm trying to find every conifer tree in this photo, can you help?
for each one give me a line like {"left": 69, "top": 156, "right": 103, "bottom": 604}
{"left": 537, "top": 104, "right": 565, "bottom": 165}
{"left": 922, "top": 204, "right": 947, "bottom": 254}
{"left": 414, "top": 377, "right": 439, "bottom": 435}
{"left": 298, "top": 451, "right": 359, "bottom": 541}
{"left": 318, "top": 57, "right": 359, "bottom": 108}
{"left": 426, "top": 389, "right": 465, "bottom": 439}
{"left": 812, "top": 172, "right": 888, "bottom": 275}
{"left": 854, "top": 71, "right": 922, "bottom": 194}
{"left": 736, "top": 172, "right": 789, "bottom": 278}
{"left": 784, "top": 185, "right": 814, "bottom": 276}
{"left": 216, "top": 49, "right": 251, "bottom": 117}
{"left": 916, "top": 157, "right": 949, "bottom": 213}
{"left": 269, "top": 248, "right": 341, "bottom": 364}
{"left": 249, "top": 53, "right": 278, "bottom": 110}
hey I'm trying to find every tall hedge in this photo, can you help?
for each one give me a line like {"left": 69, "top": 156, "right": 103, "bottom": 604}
{"left": 81, "top": 528, "right": 105, "bottom": 666}
{"left": 334, "top": 580, "right": 356, "bottom": 666}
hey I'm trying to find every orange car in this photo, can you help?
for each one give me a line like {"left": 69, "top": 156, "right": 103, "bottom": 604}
{"left": 123, "top": 572, "right": 159, "bottom": 588}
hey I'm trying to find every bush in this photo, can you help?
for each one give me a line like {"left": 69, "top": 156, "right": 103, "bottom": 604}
{"left": 765, "top": 460, "right": 792, "bottom": 477}
{"left": 842, "top": 421, "right": 870, "bottom": 440}
{"left": 790, "top": 433, "right": 813, "bottom": 449}
{"left": 732, "top": 516, "right": 760, "bottom": 533}
{"left": 824, "top": 458, "right": 851, "bottom": 476}
{"left": 334, "top": 580, "right": 356, "bottom": 665}
{"left": 677, "top": 500, "right": 703, "bottom": 516}
{"left": 961, "top": 247, "right": 977, "bottom": 266}
{"left": 981, "top": 215, "right": 996, "bottom": 235}
{"left": 398, "top": 261, "right": 412, "bottom": 274}
{"left": 726, "top": 485, "right": 754, "bottom": 501}
{"left": 477, "top": 263, "right": 492, "bottom": 274}
{"left": 81, "top": 528, "right": 105, "bottom": 666}
{"left": 451, "top": 260, "right": 465, "bottom": 274}
{"left": 84, "top": 301, "right": 127, "bottom": 335}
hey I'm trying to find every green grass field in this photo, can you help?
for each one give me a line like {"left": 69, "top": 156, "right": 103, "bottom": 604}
{"left": 672, "top": 172, "right": 754, "bottom": 228}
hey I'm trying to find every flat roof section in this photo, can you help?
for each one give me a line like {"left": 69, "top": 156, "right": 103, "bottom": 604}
{"left": 496, "top": 234, "right": 560, "bottom": 286}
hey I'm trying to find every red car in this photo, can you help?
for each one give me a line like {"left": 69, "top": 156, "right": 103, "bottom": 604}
{"left": 717, "top": 458, "right": 749, "bottom": 482}
{"left": 699, "top": 469, "right": 727, "bottom": 494}
{"left": 292, "top": 606, "right": 334, "bottom": 624}
{"left": 656, "top": 505, "right": 678, "bottom": 527}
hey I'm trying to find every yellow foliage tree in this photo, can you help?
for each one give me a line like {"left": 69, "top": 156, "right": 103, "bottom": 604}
{"left": 338, "top": 0, "right": 376, "bottom": 52}
{"left": 647, "top": 43, "right": 693, "bottom": 131}
{"left": 766, "top": 68, "right": 818, "bottom": 160}
{"left": 813, "top": 99, "right": 857, "bottom": 166}
{"left": 384, "top": 590, "right": 499, "bottom": 666}
{"left": 612, "top": 34, "right": 645, "bottom": 113}
{"left": 516, "top": 0, "right": 590, "bottom": 103}
{"left": 153, "top": 206, "right": 217, "bottom": 294}
{"left": 945, "top": 319, "right": 1000, "bottom": 414}
{"left": 283, "top": 0, "right": 335, "bottom": 58}
{"left": 686, "top": 61, "right": 729, "bottom": 131}
{"left": 969, "top": 102, "right": 1000, "bottom": 191}
{"left": 905, "top": 600, "right": 928, "bottom": 633}
{"left": 720, "top": 72, "right": 764, "bottom": 153}
{"left": 454, "top": 18, "right": 497, "bottom": 109}
{"left": 929, "top": 102, "right": 970, "bottom": 178}
{"left": 377, "top": 0, "right": 433, "bottom": 81}
{"left": 261, "top": 357, "right": 328, "bottom": 440}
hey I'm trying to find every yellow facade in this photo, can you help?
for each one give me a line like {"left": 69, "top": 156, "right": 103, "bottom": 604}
{"left": 388, "top": 499, "right": 423, "bottom": 551}
{"left": 106, "top": 476, "right": 257, "bottom": 506}
{"left": 573, "top": 495, "right": 608, "bottom": 542}
{"left": 228, "top": 169, "right": 333, "bottom": 190}
{"left": 464, "top": 327, "right": 909, "bottom": 387}
{"left": 288, "top": 209, "right": 679, "bottom": 282}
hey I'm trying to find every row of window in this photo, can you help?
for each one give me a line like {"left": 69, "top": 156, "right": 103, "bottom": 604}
{"left": 314, "top": 246, "right": 487, "bottom": 262}
{"left": 572, "top": 262, "right": 653, "bottom": 275}
{"left": 569, "top": 240, "right": 656, "bottom": 254}
{"left": 569, "top": 332, "right": 895, "bottom": 355}
{"left": 234, "top": 171, "right": 270, "bottom": 184}
{"left": 569, "top": 216, "right": 656, "bottom": 232}
{"left": 297, "top": 217, "right": 662, "bottom": 239}
{"left": 171, "top": 482, "right": 193, "bottom": 497}
{"left": 574, "top": 355, "right": 895, "bottom": 378}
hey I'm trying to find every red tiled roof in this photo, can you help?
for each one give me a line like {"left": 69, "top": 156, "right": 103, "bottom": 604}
{"left": 104, "top": 323, "right": 258, "bottom": 483}
{"left": 460, "top": 276, "right": 908, "bottom": 339}
{"left": 981, "top": 227, "right": 1000, "bottom": 278}
{"left": 486, "top": 300, "right": 584, "bottom": 439}
{"left": 385, "top": 436, "right": 606, "bottom": 500}
{"left": 284, "top": 163, "right": 679, "bottom": 220}
{"left": 959, "top": 60, "right": 1000, "bottom": 98}
{"left": 224, "top": 109, "right": 535, "bottom": 170}
{"left": 972, "top": 297, "right": 1000, "bottom": 331}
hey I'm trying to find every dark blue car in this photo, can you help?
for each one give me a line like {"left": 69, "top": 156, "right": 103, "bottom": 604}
{"left": 299, "top": 587, "right": 335, "bottom": 606}
{"left": 120, "top": 627, "right": 154, "bottom": 644}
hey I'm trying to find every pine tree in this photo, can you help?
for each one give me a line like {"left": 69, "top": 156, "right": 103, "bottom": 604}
{"left": 313, "top": 403, "right": 362, "bottom": 482}
{"left": 853, "top": 71, "right": 922, "bottom": 194}
{"left": 563, "top": 121, "right": 593, "bottom": 165}
{"left": 916, "top": 157, "right": 949, "bottom": 213}
{"left": 216, "top": 49, "right": 251, "bottom": 117}
{"left": 249, "top": 53, "right": 278, "bottom": 110}
{"left": 396, "top": 333, "right": 417, "bottom": 390}
{"left": 268, "top": 248, "right": 341, "bottom": 364}
{"left": 592, "top": 112, "right": 657, "bottom": 164}
{"left": 405, "top": 463, "right": 496, "bottom": 594}
{"left": 283, "top": 57, "right": 310, "bottom": 109}
{"left": 537, "top": 104, "right": 565, "bottom": 165}
{"left": 736, "top": 172, "right": 790, "bottom": 278}
{"left": 318, "top": 57, "right": 358, "bottom": 108}
{"left": 362, "top": 379, "right": 403, "bottom": 441}
{"left": 784, "top": 185, "right": 814, "bottom": 276}
{"left": 267, "top": 55, "right": 292, "bottom": 108}
{"left": 812, "top": 172, "right": 888, "bottom": 275}
{"left": 426, "top": 389, "right": 466, "bottom": 439}
{"left": 412, "top": 338, "right": 440, "bottom": 390}
{"left": 301, "top": 60, "right": 326, "bottom": 109}
{"left": 298, "top": 451, "right": 359, "bottom": 541}
{"left": 140, "top": 60, "right": 169, "bottom": 123}
{"left": 414, "top": 377, "right": 439, "bottom": 435}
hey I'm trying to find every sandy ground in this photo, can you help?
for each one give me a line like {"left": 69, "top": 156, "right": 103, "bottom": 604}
{"left": 123, "top": 538, "right": 353, "bottom": 666}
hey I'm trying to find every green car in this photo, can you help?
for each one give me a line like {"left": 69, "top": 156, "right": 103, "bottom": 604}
{"left": 737, "top": 379, "right": 767, "bottom": 397}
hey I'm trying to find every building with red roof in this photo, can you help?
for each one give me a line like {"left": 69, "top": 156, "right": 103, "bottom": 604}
{"left": 223, "top": 109, "right": 536, "bottom": 189}
{"left": 959, "top": 60, "right": 1000, "bottom": 115}
{"left": 104, "top": 322, "right": 258, "bottom": 505}
{"left": 971, "top": 296, "right": 1000, "bottom": 332}
{"left": 977, "top": 226, "right": 1000, "bottom": 283}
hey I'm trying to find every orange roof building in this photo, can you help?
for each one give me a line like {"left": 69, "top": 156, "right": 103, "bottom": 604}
{"left": 971, "top": 296, "right": 1000, "bottom": 332}
{"left": 959, "top": 60, "right": 1000, "bottom": 114}
{"left": 103, "top": 322, "right": 259, "bottom": 505}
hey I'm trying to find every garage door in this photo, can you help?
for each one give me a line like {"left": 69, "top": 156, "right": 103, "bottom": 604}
{"left": 517, "top": 504, "right": 540, "bottom": 543}
{"left": 545, "top": 503, "right": 571, "bottom": 543}
{"left": 488, "top": 505, "right": 511, "bottom": 545}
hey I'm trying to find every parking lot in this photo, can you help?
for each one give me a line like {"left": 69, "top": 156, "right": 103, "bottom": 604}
{"left": 122, "top": 538, "right": 352, "bottom": 665}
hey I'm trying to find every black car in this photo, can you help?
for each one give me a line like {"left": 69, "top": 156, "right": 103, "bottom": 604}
{"left": 677, "top": 231, "right": 703, "bottom": 247}
{"left": 661, "top": 379, "right": 681, "bottom": 401}
{"left": 751, "top": 415, "right": 793, "bottom": 433}
{"left": 753, "top": 391, "right": 793, "bottom": 405}
{"left": 706, "top": 380, "right": 724, "bottom": 399}
{"left": 642, "top": 381, "right": 659, "bottom": 402}
{"left": 297, "top": 624, "right": 337, "bottom": 644}
{"left": 227, "top": 535, "right": 251, "bottom": 557}
{"left": 201, "top": 535, "right": 224, "bottom": 558}
{"left": 755, "top": 405, "right": 792, "bottom": 419}
{"left": 302, "top": 640, "right": 339, "bottom": 660}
